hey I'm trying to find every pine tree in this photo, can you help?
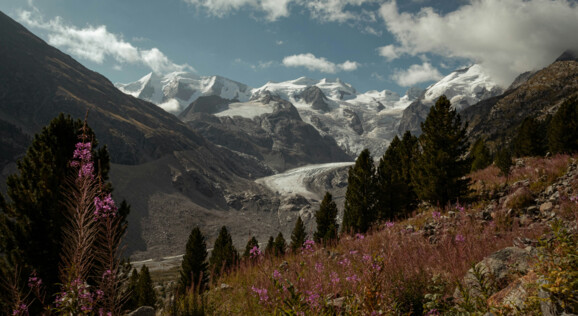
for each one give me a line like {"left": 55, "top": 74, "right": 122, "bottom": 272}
{"left": 243, "top": 236, "right": 259, "bottom": 258}
{"left": 512, "top": 116, "right": 547, "bottom": 157}
{"left": 314, "top": 192, "right": 339, "bottom": 246}
{"left": 548, "top": 97, "right": 578, "bottom": 154}
{"left": 495, "top": 148, "right": 513, "bottom": 183}
{"left": 136, "top": 265, "right": 157, "bottom": 307}
{"left": 470, "top": 138, "right": 492, "bottom": 172}
{"left": 376, "top": 132, "right": 418, "bottom": 220}
{"left": 178, "top": 226, "right": 208, "bottom": 295}
{"left": 273, "top": 232, "right": 287, "bottom": 257}
{"left": 209, "top": 226, "right": 239, "bottom": 277}
{"left": 0, "top": 114, "right": 128, "bottom": 310}
{"left": 290, "top": 216, "right": 307, "bottom": 252}
{"left": 411, "top": 95, "right": 471, "bottom": 206}
{"left": 265, "top": 236, "right": 275, "bottom": 256}
{"left": 342, "top": 149, "right": 378, "bottom": 234}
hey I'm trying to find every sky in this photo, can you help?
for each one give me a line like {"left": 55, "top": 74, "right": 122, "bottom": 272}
{"left": 1, "top": 0, "right": 578, "bottom": 96}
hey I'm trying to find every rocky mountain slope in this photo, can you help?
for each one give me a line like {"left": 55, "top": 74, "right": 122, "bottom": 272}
{"left": 462, "top": 51, "right": 578, "bottom": 149}
{"left": 0, "top": 12, "right": 299, "bottom": 259}
{"left": 398, "top": 64, "right": 504, "bottom": 135}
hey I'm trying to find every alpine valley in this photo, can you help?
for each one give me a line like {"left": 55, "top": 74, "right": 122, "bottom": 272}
{"left": 1, "top": 10, "right": 577, "bottom": 263}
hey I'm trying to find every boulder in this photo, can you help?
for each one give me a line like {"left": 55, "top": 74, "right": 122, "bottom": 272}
{"left": 128, "top": 306, "right": 155, "bottom": 316}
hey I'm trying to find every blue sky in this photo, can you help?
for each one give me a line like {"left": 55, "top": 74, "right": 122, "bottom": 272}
{"left": 1, "top": 0, "right": 578, "bottom": 96}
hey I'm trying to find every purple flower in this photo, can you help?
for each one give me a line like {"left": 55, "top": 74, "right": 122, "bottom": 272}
{"left": 315, "top": 262, "right": 324, "bottom": 273}
{"left": 456, "top": 203, "right": 465, "bottom": 213}
{"left": 571, "top": 195, "right": 578, "bottom": 203}
{"left": 330, "top": 272, "right": 340, "bottom": 285}
{"left": 94, "top": 194, "right": 118, "bottom": 220}
{"left": 306, "top": 290, "right": 320, "bottom": 308}
{"left": 362, "top": 254, "right": 371, "bottom": 262}
{"left": 272, "top": 270, "right": 281, "bottom": 280}
{"left": 249, "top": 246, "right": 262, "bottom": 258}
{"left": 455, "top": 234, "right": 466, "bottom": 242}
{"left": 338, "top": 257, "right": 350, "bottom": 266}
{"left": 302, "top": 239, "right": 315, "bottom": 253}
{"left": 12, "top": 304, "right": 28, "bottom": 316}
{"left": 346, "top": 274, "right": 361, "bottom": 283}
{"left": 432, "top": 211, "right": 441, "bottom": 219}
{"left": 251, "top": 286, "right": 269, "bottom": 303}
{"left": 385, "top": 221, "right": 394, "bottom": 228}
{"left": 70, "top": 142, "right": 94, "bottom": 179}
{"left": 355, "top": 233, "right": 365, "bottom": 240}
{"left": 27, "top": 271, "right": 42, "bottom": 289}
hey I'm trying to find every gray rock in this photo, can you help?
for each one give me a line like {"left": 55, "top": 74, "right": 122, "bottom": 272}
{"left": 128, "top": 306, "right": 155, "bottom": 316}
{"left": 540, "top": 202, "right": 554, "bottom": 212}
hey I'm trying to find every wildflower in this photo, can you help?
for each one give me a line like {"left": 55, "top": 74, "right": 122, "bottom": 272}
{"left": 251, "top": 286, "right": 269, "bottom": 303}
{"left": 432, "top": 211, "right": 441, "bottom": 219}
{"left": 362, "top": 254, "right": 371, "bottom": 262}
{"left": 12, "top": 304, "right": 28, "bottom": 316}
{"left": 330, "top": 272, "right": 340, "bottom": 285}
{"left": 455, "top": 234, "right": 466, "bottom": 242}
{"left": 249, "top": 246, "right": 262, "bottom": 258}
{"left": 346, "top": 274, "right": 361, "bottom": 283}
{"left": 571, "top": 195, "right": 578, "bottom": 203}
{"left": 355, "top": 233, "right": 365, "bottom": 240}
{"left": 456, "top": 203, "right": 465, "bottom": 213}
{"left": 315, "top": 262, "right": 324, "bottom": 273}
{"left": 94, "top": 194, "right": 117, "bottom": 220}
{"left": 27, "top": 271, "right": 42, "bottom": 288}
{"left": 272, "top": 270, "right": 281, "bottom": 280}
{"left": 70, "top": 142, "right": 94, "bottom": 179}
{"left": 102, "top": 269, "right": 113, "bottom": 279}
{"left": 385, "top": 221, "right": 394, "bottom": 228}
{"left": 306, "top": 290, "right": 320, "bottom": 308}
{"left": 302, "top": 239, "right": 315, "bottom": 253}
{"left": 338, "top": 257, "right": 350, "bottom": 266}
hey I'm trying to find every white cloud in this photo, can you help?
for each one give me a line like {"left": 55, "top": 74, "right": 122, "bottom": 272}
{"left": 371, "top": 72, "right": 385, "bottom": 81}
{"left": 282, "top": 53, "right": 359, "bottom": 73}
{"left": 157, "top": 99, "right": 182, "bottom": 113}
{"left": 18, "top": 10, "right": 193, "bottom": 75}
{"left": 379, "top": 0, "right": 578, "bottom": 86}
{"left": 276, "top": 40, "right": 284, "bottom": 45}
{"left": 184, "top": 0, "right": 291, "bottom": 21}
{"left": 391, "top": 62, "right": 442, "bottom": 86}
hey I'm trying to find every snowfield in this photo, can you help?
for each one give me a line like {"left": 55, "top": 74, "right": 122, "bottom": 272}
{"left": 256, "top": 162, "right": 353, "bottom": 199}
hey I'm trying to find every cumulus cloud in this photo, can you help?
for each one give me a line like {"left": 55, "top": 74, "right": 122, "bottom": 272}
{"left": 379, "top": 0, "right": 578, "bottom": 86}
{"left": 282, "top": 53, "right": 360, "bottom": 73}
{"left": 391, "top": 62, "right": 442, "bottom": 86}
{"left": 18, "top": 10, "right": 193, "bottom": 74}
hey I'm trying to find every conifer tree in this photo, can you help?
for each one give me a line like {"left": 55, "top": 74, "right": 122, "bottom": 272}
{"left": 273, "top": 232, "right": 287, "bottom": 257}
{"left": 548, "top": 97, "right": 578, "bottom": 154}
{"left": 265, "top": 236, "right": 275, "bottom": 256}
{"left": 209, "top": 226, "right": 238, "bottom": 277}
{"left": 342, "top": 149, "right": 377, "bottom": 234}
{"left": 470, "top": 138, "right": 492, "bottom": 172}
{"left": 411, "top": 95, "right": 470, "bottom": 206}
{"left": 243, "top": 236, "right": 259, "bottom": 258}
{"left": 178, "top": 226, "right": 208, "bottom": 295}
{"left": 314, "top": 192, "right": 339, "bottom": 246}
{"left": 125, "top": 268, "right": 140, "bottom": 311}
{"left": 376, "top": 132, "right": 418, "bottom": 220}
{"left": 290, "top": 216, "right": 307, "bottom": 252}
{"left": 0, "top": 114, "right": 129, "bottom": 310}
{"left": 495, "top": 148, "right": 513, "bottom": 184}
{"left": 136, "top": 265, "right": 157, "bottom": 307}
{"left": 512, "top": 116, "right": 547, "bottom": 157}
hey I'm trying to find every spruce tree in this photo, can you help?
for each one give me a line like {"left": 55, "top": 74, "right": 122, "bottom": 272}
{"left": 376, "top": 132, "right": 418, "bottom": 220}
{"left": 470, "top": 138, "right": 492, "bottom": 172}
{"left": 411, "top": 95, "right": 470, "bottom": 206}
{"left": 265, "top": 236, "right": 275, "bottom": 256}
{"left": 273, "top": 232, "right": 287, "bottom": 257}
{"left": 342, "top": 149, "right": 378, "bottom": 234}
{"left": 136, "top": 265, "right": 157, "bottom": 307}
{"left": 290, "top": 216, "right": 307, "bottom": 252}
{"left": 243, "top": 236, "right": 259, "bottom": 258}
{"left": 512, "top": 116, "right": 547, "bottom": 157}
{"left": 125, "top": 268, "right": 140, "bottom": 311}
{"left": 209, "top": 226, "right": 238, "bottom": 277}
{"left": 495, "top": 148, "right": 513, "bottom": 183}
{"left": 548, "top": 97, "right": 578, "bottom": 154}
{"left": 314, "top": 192, "right": 339, "bottom": 246}
{"left": 0, "top": 114, "right": 127, "bottom": 309}
{"left": 178, "top": 226, "right": 208, "bottom": 295}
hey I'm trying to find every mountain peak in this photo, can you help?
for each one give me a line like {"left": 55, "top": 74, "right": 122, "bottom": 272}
{"left": 556, "top": 50, "right": 578, "bottom": 62}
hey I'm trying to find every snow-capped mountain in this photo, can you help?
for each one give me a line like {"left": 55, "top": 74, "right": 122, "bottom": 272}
{"left": 115, "top": 72, "right": 252, "bottom": 114}
{"left": 398, "top": 64, "right": 504, "bottom": 135}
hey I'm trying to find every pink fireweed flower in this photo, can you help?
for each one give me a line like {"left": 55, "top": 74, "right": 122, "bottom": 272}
{"left": 355, "top": 233, "right": 364, "bottom": 240}
{"left": 28, "top": 271, "right": 42, "bottom": 288}
{"left": 330, "top": 272, "right": 340, "bottom": 285}
{"left": 12, "top": 304, "right": 28, "bottom": 316}
{"left": 70, "top": 142, "right": 94, "bottom": 179}
{"left": 346, "top": 274, "right": 361, "bottom": 283}
{"left": 338, "top": 257, "right": 350, "bottom": 266}
{"left": 455, "top": 234, "right": 466, "bottom": 242}
{"left": 315, "top": 262, "right": 324, "bottom": 273}
{"left": 272, "top": 270, "right": 281, "bottom": 280}
{"left": 385, "top": 221, "right": 394, "bottom": 228}
{"left": 362, "top": 254, "right": 371, "bottom": 262}
{"left": 306, "top": 291, "right": 320, "bottom": 308}
{"left": 251, "top": 286, "right": 269, "bottom": 303}
{"left": 432, "top": 211, "right": 441, "bottom": 219}
{"left": 94, "top": 194, "right": 117, "bottom": 220}
{"left": 571, "top": 195, "right": 578, "bottom": 203}
{"left": 249, "top": 246, "right": 262, "bottom": 258}
{"left": 456, "top": 203, "right": 465, "bottom": 213}
{"left": 349, "top": 250, "right": 358, "bottom": 255}
{"left": 302, "top": 239, "right": 315, "bottom": 253}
